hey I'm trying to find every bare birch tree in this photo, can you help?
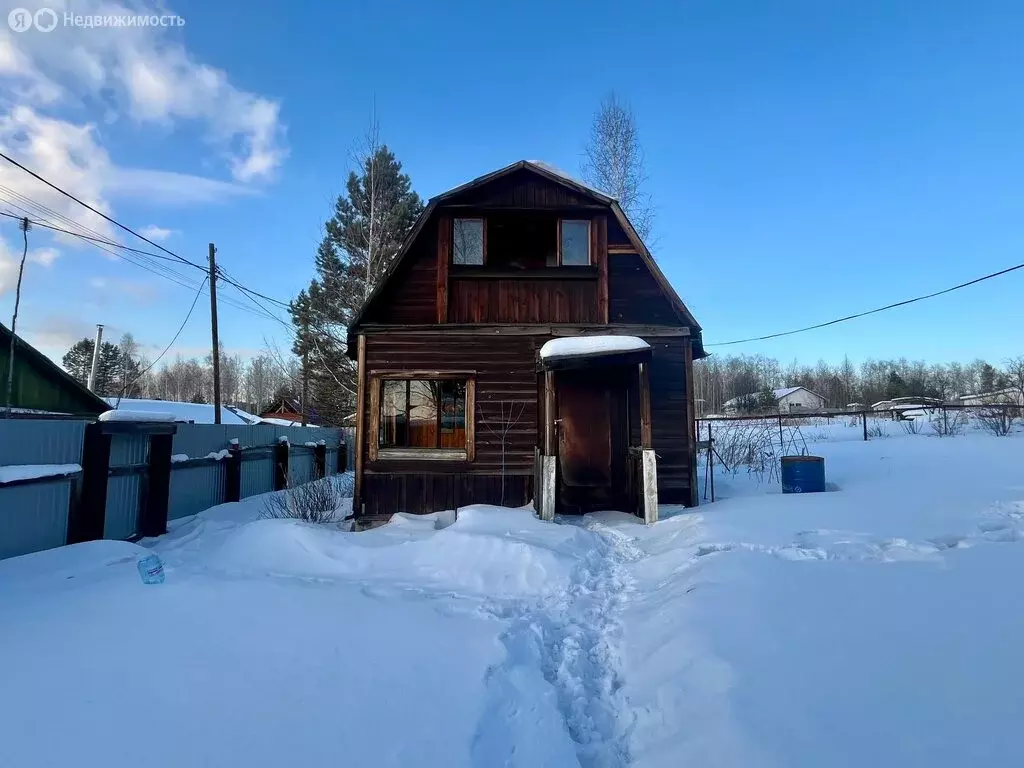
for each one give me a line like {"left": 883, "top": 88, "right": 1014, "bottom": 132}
{"left": 582, "top": 92, "right": 654, "bottom": 240}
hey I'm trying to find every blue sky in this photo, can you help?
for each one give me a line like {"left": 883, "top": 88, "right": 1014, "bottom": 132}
{"left": 1, "top": 0, "right": 1021, "bottom": 369}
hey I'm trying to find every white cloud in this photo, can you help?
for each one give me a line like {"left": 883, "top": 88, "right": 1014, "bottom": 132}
{"left": 138, "top": 225, "right": 173, "bottom": 241}
{"left": 2, "top": 0, "right": 287, "bottom": 182}
{"left": 0, "top": 233, "right": 59, "bottom": 296}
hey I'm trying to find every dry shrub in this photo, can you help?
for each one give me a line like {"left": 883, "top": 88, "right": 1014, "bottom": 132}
{"left": 708, "top": 419, "right": 809, "bottom": 483}
{"left": 900, "top": 417, "right": 924, "bottom": 435}
{"left": 930, "top": 410, "right": 966, "bottom": 437}
{"left": 976, "top": 407, "right": 1016, "bottom": 437}
{"left": 261, "top": 477, "right": 345, "bottom": 523}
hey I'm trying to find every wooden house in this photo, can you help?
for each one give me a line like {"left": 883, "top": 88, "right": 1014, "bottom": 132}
{"left": 346, "top": 160, "right": 706, "bottom": 523}
{"left": 0, "top": 321, "right": 109, "bottom": 416}
{"left": 260, "top": 396, "right": 305, "bottom": 424}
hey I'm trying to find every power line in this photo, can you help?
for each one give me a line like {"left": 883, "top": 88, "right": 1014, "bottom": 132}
{"left": 706, "top": 260, "right": 1024, "bottom": 347}
{"left": 121, "top": 275, "right": 209, "bottom": 398}
{"left": 0, "top": 151, "right": 206, "bottom": 271}
{"left": 0, "top": 209, "right": 185, "bottom": 263}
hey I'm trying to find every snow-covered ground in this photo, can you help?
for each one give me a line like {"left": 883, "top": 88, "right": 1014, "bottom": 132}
{"left": 1, "top": 420, "right": 1023, "bottom": 767}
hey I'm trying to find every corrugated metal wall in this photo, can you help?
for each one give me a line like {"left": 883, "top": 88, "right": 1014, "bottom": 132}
{"left": 0, "top": 419, "right": 86, "bottom": 560}
{"left": 0, "top": 420, "right": 348, "bottom": 561}
{"left": 104, "top": 433, "right": 148, "bottom": 540}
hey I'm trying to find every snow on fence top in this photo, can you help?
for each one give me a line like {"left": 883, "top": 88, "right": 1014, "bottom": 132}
{"left": 102, "top": 398, "right": 262, "bottom": 425}
{"left": 98, "top": 409, "right": 174, "bottom": 423}
{"left": 539, "top": 335, "right": 650, "bottom": 360}
{"left": 0, "top": 463, "right": 81, "bottom": 484}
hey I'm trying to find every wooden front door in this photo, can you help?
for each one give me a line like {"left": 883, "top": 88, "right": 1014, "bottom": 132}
{"left": 556, "top": 370, "right": 627, "bottom": 513}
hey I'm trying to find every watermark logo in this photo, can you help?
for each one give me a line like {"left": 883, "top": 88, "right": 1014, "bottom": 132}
{"left": 8, "top": 7, "right": 184, "bottom": 31}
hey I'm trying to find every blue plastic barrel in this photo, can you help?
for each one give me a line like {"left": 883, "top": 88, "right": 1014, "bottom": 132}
{"left": 781, "top": 455, "right": 826, "bottom": 494}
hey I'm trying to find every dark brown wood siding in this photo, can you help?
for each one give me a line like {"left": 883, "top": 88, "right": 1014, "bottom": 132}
{"left": 449, "top": 276, "right": 600, "bottom": 324}
{"left": 360, "top": 332, "right": 538, "bottom": 515}
{"left": 609, "top": 254, "right": 681, "bottom": 325}
{"left": 443, "top": 169, "right": 597, "bottom": 209}
{"left": 361, "top": 221, "right": 438, "bottom": 324}
{"left": 358, "top": 330, "right": 696, "bottom": 515}
{"left": 627, "top": 337, "right": 695, "bottom": 504}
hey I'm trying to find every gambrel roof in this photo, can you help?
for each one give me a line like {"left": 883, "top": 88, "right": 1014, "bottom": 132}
{"left": 349, "top": 160, "right": 702, "bottom": 343}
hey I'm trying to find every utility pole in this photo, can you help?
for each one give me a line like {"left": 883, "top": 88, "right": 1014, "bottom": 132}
{"left": 209, "top": 243, "right": 222, "bottom": 424}
{"left": 4, "top": 217, "right": 30, "bottom": 418}
{"left": 87, "top": 323, "right": 104, "bottom": 392}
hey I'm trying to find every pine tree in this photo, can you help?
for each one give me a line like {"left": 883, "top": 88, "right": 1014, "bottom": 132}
{"left": 61, "top": 338, "right": 122, "bottom": 395}
{"left": 292, "top": 138, "right": 423, "bottom": 426}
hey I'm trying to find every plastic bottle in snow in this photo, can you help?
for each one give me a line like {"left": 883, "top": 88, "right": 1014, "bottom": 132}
{"left": 137, "top": 554, "right": 165, "bottom": 584}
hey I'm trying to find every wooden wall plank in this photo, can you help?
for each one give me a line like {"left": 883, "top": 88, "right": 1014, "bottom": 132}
{"left": 595, "top": 215, "right": 609, "bottom": 323}
{"left": 436, "top": 215, "right": 450, "bottom": 323}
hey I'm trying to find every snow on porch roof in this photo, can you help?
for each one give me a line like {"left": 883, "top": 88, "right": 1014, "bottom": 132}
{"left": 539, "top": 336, "right": 651, "bottom": 369}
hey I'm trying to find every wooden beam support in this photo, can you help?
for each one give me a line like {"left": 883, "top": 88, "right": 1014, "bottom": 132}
{"left": 436, "top": 215, "right": 450, "bottom": 323}
{"left": 139, "top": 433, "right": 172, "bottom": 538}
{"left": 353, "top": 333, "right": 367, "bottom": 515}
{"left": 594, "top": 214, "right": 609, "bottom": 323}
{"left": 639, "top": 361, "right": 653, "bottom": 450}
{"left": 543, "top": 370, "right": 556, "bottom": 457}
{"left": 684, "top": 338, "right": 699, "bottom": 507}
{"left": 356, "top": 323, "right": 690, "bottom": 337}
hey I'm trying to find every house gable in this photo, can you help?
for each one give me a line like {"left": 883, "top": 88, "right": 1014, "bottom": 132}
{"left": 350, "top": 161, "right": 703, "bottom": 354}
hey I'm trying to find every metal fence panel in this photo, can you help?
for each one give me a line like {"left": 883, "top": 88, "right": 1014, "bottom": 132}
{"left": 0, "top": 480, "right": 73, "bottom": 559}
{"left": 288, "top": 446, "right": 315, "bottom": 487}
{"left": 242, "top": 454, "right": 274, "bottom": 499}
{"left": 169, "top": 462, "right": 227, "bottom": 521}
{"left": 104, "top": 433, "right": 148, "bottom": 540}
{"left": 0, "top": 419, "right": 87, "bottom": 465}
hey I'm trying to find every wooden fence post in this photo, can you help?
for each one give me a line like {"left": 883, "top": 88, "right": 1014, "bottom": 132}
{"left": 140, "top": 433, "right": 173, "bottom": 538}
{"left": 862, "top": 411, "right": 868, "bottom": 441}
{"left": 274, "top": 438, "right": 289, "bottom": 491}
{"left": 314, "top": 442, "right": 326, "bottom": 480}
{"left": 338, "top": 441, "right": 348, "bottom": 473}
{"left": 225, "top": 441, "right": 242, "bottom": 503}
{"left": 68, "top": 422, "right": 111, "bottom": 544}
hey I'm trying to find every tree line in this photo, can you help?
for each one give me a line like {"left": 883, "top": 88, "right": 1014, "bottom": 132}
{"left": 62, "top": 333, "right": 302, "bottom": 417}
{"left": 694, "top": 353, "right": 1024, "bottom": 415}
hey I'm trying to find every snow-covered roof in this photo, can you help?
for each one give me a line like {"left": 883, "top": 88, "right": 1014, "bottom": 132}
{"left": 539, "top": 336, "right": 650, "bottom": 360}
{"left": 723, "top": 386, "right": 823, "bottom": 408}
{"left": 103, "top": 398, "right": 262, "bottom": 425}
{"left": 259, "top": 416, "right": 320, "bottom": 428}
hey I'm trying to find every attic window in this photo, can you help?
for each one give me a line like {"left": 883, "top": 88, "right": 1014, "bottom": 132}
{"left": 453, "top": 219, "right": 484, "bottom": 265}
{"left": 559, "top": 220, "right": 590, "bottom": 265}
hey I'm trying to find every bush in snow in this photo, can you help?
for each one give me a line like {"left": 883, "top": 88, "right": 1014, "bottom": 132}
{"left": 930, "top": 410, "right": 966, "bottom": 437}
{"left": 976, "top": 406, "right": 1016, "bottom": 437}
{"left": 707, "top": 418, "right": 809, "bottom": 483}
{"left": 900, "top": 417, "right": 924, "bottom": 435}
{"left": 261, "top": 477, "right": 345, "bottom": 524}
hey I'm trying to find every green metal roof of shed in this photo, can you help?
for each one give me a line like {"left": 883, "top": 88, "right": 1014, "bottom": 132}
{"left": 0, "top": 322, "right": 109, "bottom": 416}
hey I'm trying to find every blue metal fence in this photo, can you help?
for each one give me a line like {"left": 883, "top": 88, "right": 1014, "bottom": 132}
{"left": 0, "top": 419, "right": 348, "bottom": 561}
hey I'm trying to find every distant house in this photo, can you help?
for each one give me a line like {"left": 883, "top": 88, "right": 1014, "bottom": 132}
{"left": 260, "top": 396, "right": 306, "bottom": 424}
{"left": 0, "top": 321, "right": 108, "bottom": 416}
{"left": 723, "top": 386, "right": 826, "bottom": 415}
{"left": 959, "top": 388, "right": 1024, "bottom": 407}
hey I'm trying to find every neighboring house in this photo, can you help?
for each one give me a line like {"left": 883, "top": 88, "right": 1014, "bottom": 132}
{"left": 722, "top": 386, "right": 826, "bottom": 415}
{"left": 345, "top": 160, "right": 705, "bottom": 521}
{"left": 0, "top": 321, "right": 108, "bottom": 416}
{"left": 104, "top": 398, "right": 264, "bottom": 425}
{"left": 261, "top": 396, "right": 307, "bottom": 424}
{"left": 959, "top": 388, "right": 1024, "bottom": 406}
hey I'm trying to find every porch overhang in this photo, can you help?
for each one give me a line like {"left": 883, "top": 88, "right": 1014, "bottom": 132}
{"left": 538, "top": 335, "right": 651, "bottom": 371}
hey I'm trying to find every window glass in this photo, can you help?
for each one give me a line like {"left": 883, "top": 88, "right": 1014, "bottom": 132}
{"left": 380, "top": 380, "right": 408, "bottom": 448}
{"left": 439, "top": 380, "right": 467, "bottom": 448}
{"left": 408, "top": 380, "right": 439, "bottom": 448}
{"left": 453, "top": 219, "right": 484, "bottom": 265}
{"left": 560, "top": 220, "right": 590, "bottom": 265}
{"left": 379, "top": 379, "right": 468, "bottom": 450}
